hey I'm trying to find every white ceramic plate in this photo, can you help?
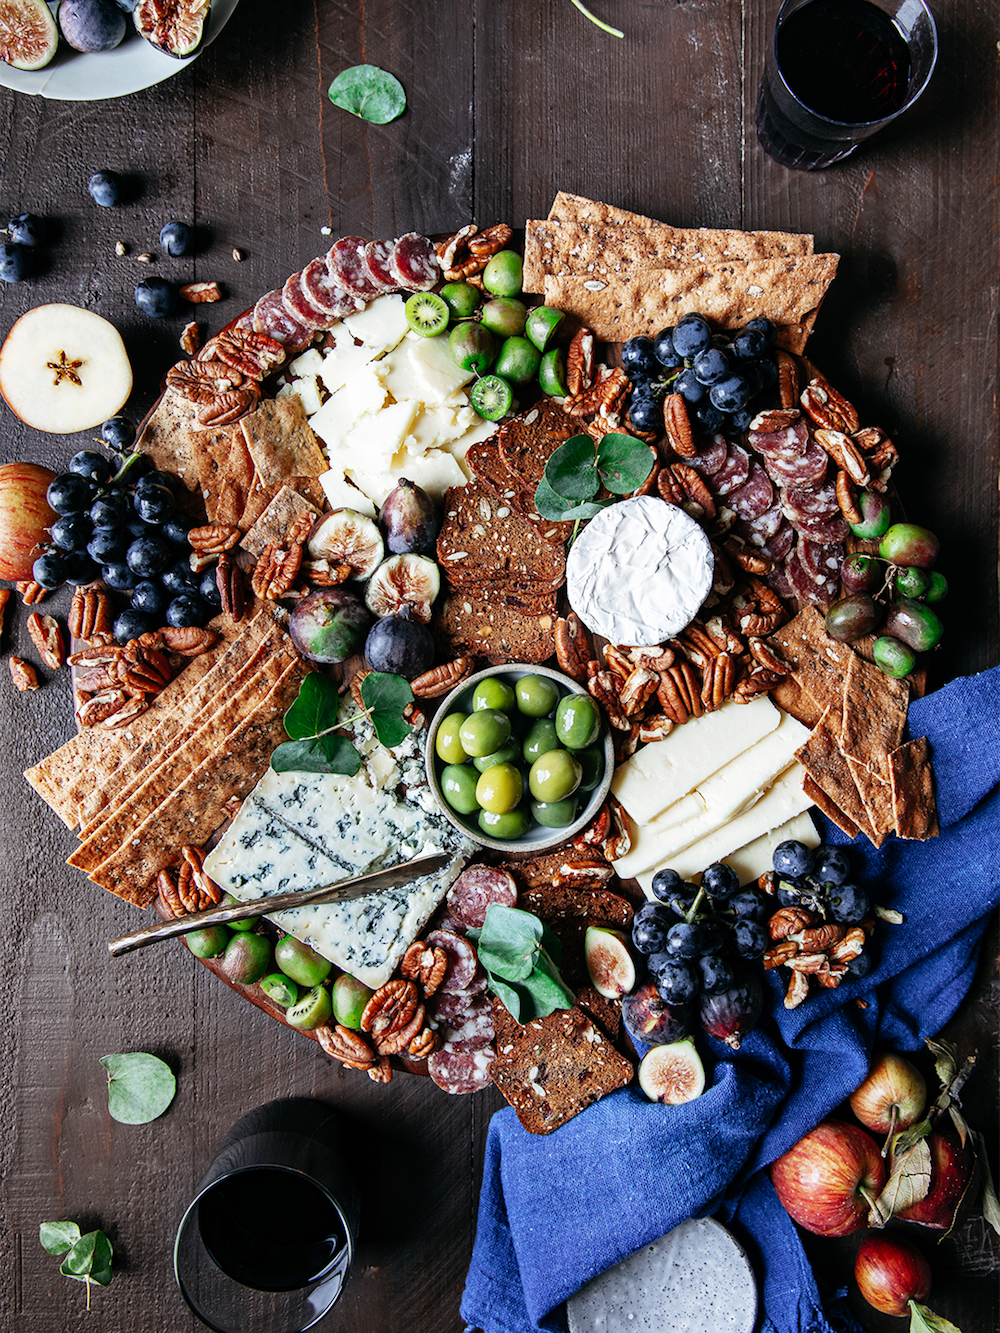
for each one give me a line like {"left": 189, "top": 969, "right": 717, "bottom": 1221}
{"left": 566, "top": 1217, "right": 757, "bottom": 1333}
{"left": 0, "top": 0, "right": 240, "bottom": 102}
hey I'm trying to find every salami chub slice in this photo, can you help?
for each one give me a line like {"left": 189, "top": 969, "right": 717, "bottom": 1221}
{"left": 363, "top": 239, "right": 398, "bottom": 293}
{"left": 251, "top": 290, "right": 314, "bottom": 355}
{"left": 281, "top": 271, "right": 335, "bottom": 331}
{"left": 389, "top": 233, "right": 439, "bottom": 291}
{"left": 726, "top": 462, "right": 775, "bottom": 521}
{"left": 446, "top": 865, "right": 518, "bottom": 930}
{"left": 685, "top": 432, "right": 728, "bottom": 477}
{"left": 767, "top": 434, "right": 829, "bottom": 489}
{"left": 427, "top": 1046, "right": 495, "bottom": 1095}
{"left": 300, "top": 257, "right": 365, "bottom": 319}
{"left": 712, "top": 443, "right": 751, "bottom": 496}
{"left": 327, "top": 235, "right": 383, "bottom": 298}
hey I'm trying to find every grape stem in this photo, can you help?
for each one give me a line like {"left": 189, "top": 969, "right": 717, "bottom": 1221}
{"left": 685, "top": 886, "right": 708, "bottom": 924}
{"left": 569, "top": 0, "right": 624, "bottom": 38}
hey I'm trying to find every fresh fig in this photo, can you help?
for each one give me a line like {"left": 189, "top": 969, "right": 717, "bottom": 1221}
{"left": 306, "top": 509, "right": 384, "bottom": 580}
{"left": 365, "top": 553, "right": 440, "bottom": 623}
{"left": 622, "top": 979, "right": 694, "bottom": 1048}
{"left": 584, "top": 926, "right": 636, "bottom": 999}
{"left": 381, "top": 477, "right": 439, "bottom": 555}
{"left": 133, "top": 0, "right": 209, "bottom": 57}
{"left": 637, "top": 1040, "right": 706, "bottom": 1104}
{"left": 1, "top": 0, "right": 60, "bottom": 69}
{"left": 289, "top": 587, "right": 370, "bottom": 664}
{"left": 58, "top": 0, "right": 126, "bottom": 51}
{"left": 698, "top": 966, "right": 763, "bottom": 1050}
{"left": 364, "top": 610, "right": 434, "bottom": 679}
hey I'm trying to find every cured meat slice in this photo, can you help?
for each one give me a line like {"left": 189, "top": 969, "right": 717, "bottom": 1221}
{"left": 761, "top": 518, "right": 796, "bottom": 563}
{"left": 390, "top": 232, "right": 439, "bottom": 291}
{"left": 427, "top": 1046, "right": 495, "bottom": 1094}
{"left": 251, "top": 290, "right": 314, "bottom": 356}
{"left": 300, "top": 257, "right": 365, "bottom": 319}
{"left": 787, "top": 509, "right": 850, "bottom": 544}
{"left": 726, "top": 462, "right": 775, "bottom": 522}
{"left": 426, "top": 929, "right": 478, "bottom": 993}
{"left": 327, "top": 235, "right": 383, "bottom": 298}
{"left": 429, "top": 989, "right": 477, "bottom": 1023}
{"left": 767, "top": 435, "right": 828, "bottom": 489}
{"left": 785, "top": 545, "right": 839, "bottom": 605}
{"left": 446, "top": 865, "right": 518, "bottom": 930}
{"left": 364, "top": 239, "right": 398, "bottom": 293}
{"left": 749, "top": 418, "right": 809, "bottom": 463}
{"left": 733, "top": 501, "right": 784, "bottom": 547}
{"left": 782, "top": 480, "right": 840, "bottom": 519}
{"left": 798, "top": 538, "right": 844, "bottom": 585}
{"left": 437, "top": 994, "right": 496, "bottom": 1052}
{"left": 712, "top": 442, "right": 751, "bottom": 496}
{"left": 231, "top": 308, "right": 256, "bottom": 332}
{"left": 767, "top": 562, "right": 797, "bottom": 601}
{"left": 281, "top": 271, "right": 336, "bottom": 331}
{"left": 685, "top": 432, "right": 728, "bottom": 477}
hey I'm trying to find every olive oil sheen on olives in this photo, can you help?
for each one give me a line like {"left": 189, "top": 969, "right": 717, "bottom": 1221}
{"left": 198, "top": 1168, "right": 346, "bottom": 1292}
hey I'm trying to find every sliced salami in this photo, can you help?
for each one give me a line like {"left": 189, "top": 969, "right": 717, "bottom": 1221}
{"left": 782, "top": 481, "right": 840, "bottom": 519}
{"left": 787, "top": 509, "right": 850, "bottom": 544}
{"left": 281, "top": 272, "right": 336, "bottom": 331}
{"left": 429, "top": 989, "right": 477, "bottom": 1024}
{"left": 766, "top": 435, "right": 828, "bottom": 489}
{"left": 327, "top": 235, "right": 383, "bottom": 298}
{"left": 785, "top": 545, "right": 839, "bottom": 605}
{"left": 364, "top": 239, "right": 398, "bottom": 293}
{"left": 761, "top": 518, "right": 796, "bottom": 563}
{"left": 231, "top": 308, "right": 256, "bottom": 332}
{"left": 301, "top": 257, "right": 365, "bottom": 319}
{"left": 389, "top": 232, "right": 439, "bottom": 291}
{"left": 686, "top": 432, "right": 728, "bottom": 477}
{"left": 726, "top": 462, "right": 775, "bottom": 522}
{"left": 797, "top": 538, "right": 845, "bottom": 586}
{"left": 426, "top": 929, "right": 478, "bottom": 993}
{"left": 749, "top": 418, "right": 809, "bottom": 463}
{"left": 767, "top": 562, "right": 797, "bottom": 601}
{"left": 733, "top": 501, "right": 784, "bottom": 547}
{"left": 438, "top": 994, "right": 495, "bottom": 1052}
{"left": 447, "top": 865, "right": 518, "bottom": 930}
{"left": 251, "top": 290, "right": 314, "bottom": 356}
{"left": 712, "top": 443, "right": 751, "bottom": 496}
{"left": 427, "top": 1046, "right": 495, "bottom": 1095}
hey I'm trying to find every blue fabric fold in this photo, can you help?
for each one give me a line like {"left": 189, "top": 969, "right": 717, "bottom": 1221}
{"left": 461, "top": 666, "right": 1000, "bottom": 1333}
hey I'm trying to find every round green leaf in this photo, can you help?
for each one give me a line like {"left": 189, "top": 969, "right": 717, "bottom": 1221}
{"left": 40, "top": 1221, "right": 81, "bottom": 1256}
{"left": 100, "top": 1053, "right": 176, "bottom": 1125}
{"left": 282, "top": 673, "right": 341, "bottom": 741}
{"left": 329, "top": 65, "right": 407, "bottom": 124}
{"left": 544, "top": 434, "right": 600, "bottom": 501}
{"left": 596, "top": 432, "right": 655, "bottom": 494}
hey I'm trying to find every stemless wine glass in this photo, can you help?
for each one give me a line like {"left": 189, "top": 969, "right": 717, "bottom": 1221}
{"left": 174, "top": 1098, "right": 360, "bottom": 1333}
{"left": 755, "top": 0, "right": 938, "bottom": 170}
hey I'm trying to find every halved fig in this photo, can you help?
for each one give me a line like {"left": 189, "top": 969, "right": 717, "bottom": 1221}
{"left": 307, "top": 509, "right": 384, "bottom": 581}
{"left": 134, "top": 0, "right": 209, "bottom": 58}
{"left": 0, "top": 0, "right": 59, "bottom": 70}
{"left": 637, "top": 1040, "right": 706, "bottom": 1105}
{"left": 584, "top": 926, "right": 636, "bottom": 999}
{"left": 365, "top": 553, "right": 440, "bottom": 623}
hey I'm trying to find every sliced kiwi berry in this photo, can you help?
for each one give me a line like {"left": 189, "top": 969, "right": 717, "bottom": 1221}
{"left": 260, "top": 972, "right": 300, "bottom": 1009}
{"left": 469, "top": 374, "right": 514, "bottom": 422}
{"left": 637, "top": 1040, "right": 706, "bottom": 1105}
{"left": 538, "top": 346, "right": 568, "bottom": 397}
{"left": 286, "top": 984, "right": 333, "bottom": 1031}
{"left": 405, "top": 291, "right": 449, "bottom": 337}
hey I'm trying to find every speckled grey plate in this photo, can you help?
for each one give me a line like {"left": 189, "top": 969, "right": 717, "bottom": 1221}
{"left": 566, "top": 1217, "right": 757, "bottom": 1333}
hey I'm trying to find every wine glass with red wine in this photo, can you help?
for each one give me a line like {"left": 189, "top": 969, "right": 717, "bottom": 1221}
{"left": 174, "top": 1098, "right": 360, "bottom": 1333}
{"left": 755, "top": 0, "right": 938, "bottom": 170}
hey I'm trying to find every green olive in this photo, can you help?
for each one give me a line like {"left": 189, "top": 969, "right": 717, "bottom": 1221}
{"left": 475, "top": 762, "right": 524, "bottom": 814}
{"left": 528, "top": 748, "right": 582, "bottom": 803}
{"left": 471, "top": 677, "right": 516, "bottom": 713}
{"left": 435, "top": 712, "right": 470, "bottom": 763}
{"left": 575, "top": 746, "right": 605, "bottom": 792}
{"left": 440, "top": 762, "right": 481, "bottom": 814}
{"left": 531, "top": 797, "right": 578, "bottom": 828}
{"left": 515, "top": 673, "right": 560, "bottom": 717}
{"left": 478, "top": 806, "right": 531, "bottom": 839}
{"left": 473, "top": 740, "right": 521, "bottom": 773}
{"left": 458, "top": 709, "right": 512, "bottom": 757}
{"left": 274, "top": 935, "right": 333, "bottom": 988}
{"left": 285, "top": 984, "right": 333, "bottom": 1032}
{"left": 522, "top": 718, "right": 560, "bottom": 764}
{"left": 554, "top": 693, "right": 601, "bottom": 749}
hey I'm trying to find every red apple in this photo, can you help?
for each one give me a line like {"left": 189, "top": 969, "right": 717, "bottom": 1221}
{"left": 849, "top": 1052, "right": 927, "bottom": 1136}
{"left": 771, "top": 1119, "right": 886, "bottom": 1236}
{"left": 855, "top": 1233, "right": 931, "bottom": 1315}
{"left": 897, "top": 1129, "right": 976, "bottom": 1228}
{"left": 0, "top": 461, "right": 57, "bottom": 580}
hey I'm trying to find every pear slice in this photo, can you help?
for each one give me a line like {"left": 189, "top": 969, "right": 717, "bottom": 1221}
{"left": 0, "top": 304, "right": 133, "bottom": 435}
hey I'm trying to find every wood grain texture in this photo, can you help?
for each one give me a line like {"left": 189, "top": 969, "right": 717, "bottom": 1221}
{"left": 0, "top": 0, "right": 997, "bottom": 1328}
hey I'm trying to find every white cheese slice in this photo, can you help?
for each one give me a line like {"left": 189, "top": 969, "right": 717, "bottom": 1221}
{"left": 406, "top": 333, "right": 475, "bottom": 402}
{"left": 406, "top": 403, "right": 462, "bottom": 453}
{"left": 635, "top": 763, "right": 814, "bottom": 891}
{"left": 566, "top": 496, "right": 714, "bottom": 646}
{"left": 289, "top": 348, "right": 326, "bottom": 378}
{"left": 316, "top": 340, "right": 374, "bottom": 396}
{"left": 718, "top": 812, "right": 821, "bottom": 888}
{"left": 611, "top": 695, "right": 781, "bottom": 825}
{"left": 374, "top": 341, "right": 428, "bottom": 403}
{"left": 341, "top": 293, "right": 409, "bottom": 354}
{"left": 284, "top": 374, "right": 323, "bottom": 417}
{"left": 388, "top": 446, "right": 469, "bottom": 501}
{"left": 317, "top": 471, "right": 378, "bottom": 519}
{"left": 442, "top": 414, "right": 497, "bottom": 471}
{"left": 344, "top": 463, "right": 401, "bottom": 509}
{"left": 341, "top": 398, "right": 420, "bottom": 471}
{"left": 309, "top": 367, "right": 387, "bottom": 452}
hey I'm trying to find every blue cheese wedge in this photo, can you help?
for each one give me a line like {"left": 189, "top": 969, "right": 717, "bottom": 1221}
{"left": 566, "top": 496, "right": 714, "bottom": 646}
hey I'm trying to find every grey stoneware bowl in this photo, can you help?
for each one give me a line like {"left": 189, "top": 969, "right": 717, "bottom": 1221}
{"left": 424, "top": 663, "right": 615, "bottom": 854}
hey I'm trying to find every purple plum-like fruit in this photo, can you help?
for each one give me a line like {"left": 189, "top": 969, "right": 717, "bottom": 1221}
{"left": 289, "top": 587, "right": 370, "bottom": 664}
{"left": 622, "top": 979, "right": 694, "bottom": 1047}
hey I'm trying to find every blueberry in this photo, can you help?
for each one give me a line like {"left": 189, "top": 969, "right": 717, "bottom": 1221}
{"left": 744, "top": 316, "right": 776, "bottom": 347}
{"left": 698, "top": 951, "right": 734, "bottom": 995}
{"left": 728, "top": 407, "right": 754, "bottom": 435}
{"left": 91, "top": 489, "right": 131, "bottom": 529}
{"left": 113, "top": 608, "right": 156, "bottom": 644}
{"left": 652, "top": 327, "right": 683, "bottom": 369}
{"left": 49, "top": 513, "right": 93, "bottom": 551}
{"left": 131, "top": 579, "right": 167, "bottom": 616}
{"left": 159, "top": 220, "right": 194, "bottom": 257}
{"left": 710, "top": 375, "right": 750, "bottom": 413}
{"left": 32, "top": 551, "right": 67, "bottom": 589}
{"left": 671, "top": 313, "right": 712, "bottom": 358}
{"left": 846, "top": 951, "right": 872, "bottom": 978}
{"left": 166, "top": 593, "right": 209, "bottom": 628}
{"left": 654, "top": 959, "right": 698, "bottom": 1004}
{"left": 692, "top": 400, "right": 726, "bottom": 433}
{"left": 63, "top": 550, "right": 100, "bottom": 585}
{"left": 734, "top": 920, "right": 768, "bottom": 959}
{"left": 7, "top": 213, "right": 47, "bottom": 247}
{"left": 102, "top": 560, "right": 139, "bottom": 591}
{"left": 693, "top": 347, "right": 730, "bottom": 386}
{"left": 628, "top": 394, "right": 662, "bottom": 433}
{"left": 134, "top": 483, "right": 175, "bottom": 524}
{"left": 665, "top": 922, "right": 702, "bottom": 959}
{"left": 650, "top": 868, "right": 685, "bottom": 904}
{"left": 813, "top": 846, "right": 851, "bottom": 886}
{"left": 126, "top": 535, "right": 170, "bottom": 578}
{"left": 199, "top": 569, "right": 223, "bottom": 609}
{"left": 88, "top": 170, "right": 125, "bottom": 207}
{"left": 729, "top": 890, "right": 767, "bottom": 923}
{"left": 163, "top": 514, "right": 194, "bottom": 545}
{"left": 773, "top": 839, "right": 815, "bottom": 879}
{"left": 621, "top": 336, "right": 658, "bottom": 377}
{"left": 701, "top": 862, "right": 739, "bottom": 900}
{"left": 674, "top": 367, "right": 705, "bottom": 404}
{"left": 101, "top": 415, "right": 136, "bottom": 452}
{"left": 135, "top": 277, "right": 177, "bottom": 318}
{"left": 161, "top": 558, "right": 198, "bottom": 595}
{"left": 69, "top": 450, "right": 114, "bottom": 485}
{"left": 731, "top": 329, "right": 767, "bottom": 361}
{"left": 87, "top": 529, "right": 125, "bottom": 564}
{"left": 47, "top": 472, "right": 96, "bottom": 515}
{"left": 0, "top": 242, "right": 31, "bottom": 283}
{"left": 827, "top": 883, "right": 869, "bottom": 925}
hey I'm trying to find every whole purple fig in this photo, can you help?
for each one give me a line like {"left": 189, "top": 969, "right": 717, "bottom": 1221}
{"left": 699, "top": 966, "right": 762, "bottom": 1050}
{"left": 381, "top": 477, "right": 439, "bottom": 555}
{"left": 622, "top": 979, "right": 694, "bottom": 1047}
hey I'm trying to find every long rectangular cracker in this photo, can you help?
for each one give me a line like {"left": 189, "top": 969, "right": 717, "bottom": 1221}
{"left": 796, "top": 707, "right": 874, "bottom": 842}
{"left": 134, "top": 390, "right": 204, "bottom": 492}
{"left": 846, "top": 755, "right": 892, "bottom": 848}
{"left": 888, "top": 737, "right": 939, "bottom": 840}
{"left": 769, "top": 607, "right": 856, "bottom": 723}
{"left": 240, "top": 397, "right": 327, "bottom": 490}
{"left": 803, "top": 774, "right": 861, "bottom": 838}
{"left": 840, "top": 654, "right": 909, "bottom": 768}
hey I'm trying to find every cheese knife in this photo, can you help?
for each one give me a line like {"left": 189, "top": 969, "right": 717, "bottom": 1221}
{"left": 107, "top": 851, "right": 454, "bottom": 957}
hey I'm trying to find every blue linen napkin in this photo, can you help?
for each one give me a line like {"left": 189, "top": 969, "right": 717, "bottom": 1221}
{"left": 461, "top": 666, "right": 1000, "bottom": 1333}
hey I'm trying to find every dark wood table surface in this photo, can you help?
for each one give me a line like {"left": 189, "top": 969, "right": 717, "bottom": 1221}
{"left": 0, "top": 0, "right": 997, "bottom": 1328}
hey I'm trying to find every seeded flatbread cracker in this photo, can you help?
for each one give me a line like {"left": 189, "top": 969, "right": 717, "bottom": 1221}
{"left": 516, "top": 884, "right": 633, "bottom": 927}
{"left": 433, "top": 584, "right": 558, "bottom": 665}
{"left": 240, "top": 397, "right": 327, "bottom": 490}
{"left": 769, "top": 607, "right": 856, "bottom": 724}
{"left": 134, "top": 390, "right": 205, "bottom": 492}
{"left": 840, "top": 654, "right": 909, "bottom": 768}
{"left": 544, "top": 192, "right": 813, "bottom": 252}
{"left": 796, "top": 707, "right": 874, "bottom": 842}
{"left": 241, "top": 486, "right": 321, "bottom": 558}
{"left": 191, "top": 420, "right": 247, "bottom": 521}
{"left": 770, "top": 675, "right": 824, "bottom": 730}
{"left": 238, "top": 469, "right": 273, "bottom": 532}
{"left": 846, "top": 755, "right": 892, "bottom": 848}
{"left": 803, "top": 774, "right": 861, "bottom": 839}
{"left": 889, "top": 737, "right": 939, "bottom": 840}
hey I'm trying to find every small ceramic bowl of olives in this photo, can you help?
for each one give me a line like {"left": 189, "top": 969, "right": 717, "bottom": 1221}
{"left": 424, "top": 664, "right": 615, "bottom": 852}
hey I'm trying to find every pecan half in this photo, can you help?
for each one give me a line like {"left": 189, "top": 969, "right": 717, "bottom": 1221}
{"left": 786, "top": 952, "right": 830, "bottom": 974}
{"left": 616, "top": 664, "right": 658, "bottom": 717}
{"left": 670, "top": 462, "right": 716, "bottom": 521}
{"left": 554, "top": 612, "right": 593, "bottom": 683}
{"left": 407, "top": 1028, "right": 438, "bottom": 1060}
{"left": 800, "top": 923, "right": 847, "bottom": 952}
{"left": 156, "top": 868, "right": 187, "bottom": 919}
{"left": 655, "top": 668, "right": 689, "bottom": 725}
{"left": 785, "top": 971, "right": 810, "bottom": 1009}
{"left": 813, "top": 428, "right": 870, "bottom": 486}
{"left": 800, "top": 377, "right": 860, "bottom": 433}
{"left": 733, "top": 667, "right": 783, "bottom": 703}
{"left": 656, "top": 466, "right": 684, "bottom": 506}
{"left": 436, "top": 223, "right": 478, "bottom": 273}
{"left": 638, "top": 712, "right": 674, "bottom": 742}
{"left": 216, "top": 553, "right": 247, "bottom": 622}
{"left": 9, "top": 656, "right": 39, "bottom": 692}
{"left": 775, "top": 351, "right": 802, "bottom": 410}
{"left": 574, "top": 804, "right": 611, "bottom": 851}
{"left": 349, "top": 668, "right": 371, "bottom": 709}
{"left": 189, "top": 523, "right": 242, "bottom": 556}
{"left": 411, "top": 657, "right": 474, "bottom": 698}
{"left": 102, "top": 696, "right": 149, "bottom": 727}
{"left": 565, "top": 327, "right": 595, "bottom": 398}
{"left": 27, "top": 613, "right": 66, "bottom": 670}
{"left": 252, "top": 541, "right": 303, "bottom": 600}
{"left": 750, "top": 407, "right": 801, "bottom": 432}
{"left": 367, "top": 1056, "right": 394, "bottom": 1083}
{"left": 180, "top": 280, "right": 223, "bottom": 304}
{"left": 167, "top": 358, "right": 246, "bottom": 397}
{"left": 663, "top": 393, "right": 696, "bottom": 457}
{"left": 114, "top": 639, "right": 172, "bottom": 694}
{"left": 553, "top": 856, "right": 615, "bottom": 885}
{"left": 177, "top": 845, "right": 223, "bottom": 913}
{"left": 316, "top": 1024, "right": 377, "bottom": 1070}
{"left": 602, "top": 643, "right": 632, "bottom": 680}
{"left": 748, "top": 636, "right": 788, "bottom": 676}
{"left": 764, "top": 940, "right": 800, "bottom": 970}
{"left": 587, "top": 669, "right": 630, "bottom": 730}
{"left": 700, "top": 651, "right": 735, "bottom": 711}
{"left": 179, "top": 321, "right": 201, "bottom": 356}
{"left": 665, "top": 659, "right": 703, "bottom": 719}
{"left": 769, "top": 906, "right": 819, "bottom": 939}
{"left": 677, "top": 622, "right": 724, "bottom": 664}
{"left": 399, "top": 941, "right": 448, "bottom": 997}
{"left": 16, "top": 580, "right": 45, "bottom": 605}
{"left": 371, "top": 1002, "right": 426, "bottom": 1057}
{"left": 724, "top": 538, "right": 772, "bottom": 576}
{"left": 835, "top": 469, "right": 863, "bottom": 526}
{"left": 199, "top": 328, "right": 285, "bottom": 380}
{"left": 68, "top": 586, "right": 114, "bottom": 643}
{"left": 467, "top": 223, "right": 513, "bottom": 257}
{"left": 195, "top": 386, "right": 261, "bottom": 428}
{"left": 829, "top": 927, "right": 866, "bottom": 964}
{"left": 361, "top": 979, "right": 420, "bottom": 1042}
{"left": 161, "top": 625, "right": 217, "bottom": 656}
{"left": 77, "top": 688, "right": 128, "bottom": 725}
{"left": 566, "top": 366, "right": 628, "bottom": 419}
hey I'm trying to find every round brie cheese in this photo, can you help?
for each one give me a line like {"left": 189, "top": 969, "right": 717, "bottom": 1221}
{"left": 566, "top": 496, "right": 714, "bottom": 646}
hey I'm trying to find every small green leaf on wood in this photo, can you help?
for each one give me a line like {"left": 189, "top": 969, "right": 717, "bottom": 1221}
{"left": 40, "top": 1221, "right": 81, "bottom": 1256}
{"left": 60, "top": 1230, "right": 113, "bottom": 1287}
{"left": 329, "top": 65, "right": 406, "bottom": 124}
{"left": 100, "top": 1052, "right": 176, "bottom": 1125}
{"left": 283, "top": 672, "right": 341, "bottom": 741}
{"left": 596, "top": 432, "right": 655, "bottom": 494}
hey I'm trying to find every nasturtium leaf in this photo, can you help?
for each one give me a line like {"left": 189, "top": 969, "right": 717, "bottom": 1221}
{"left": 60, "top": 1230, "right": 113, "bottom": 1286}
{"left": 545, "top": 435, "right": 600, "bottom": 501}
{"left": 477, "top": 904, "right": 543, "bottom": 982}
{"left": 271, "top": 735, "right": 362, "bottom": 776}
{"left": 597, "top": 432, "right": 655, "bottom": 494}
{"left": 361, "top": 671, "right": 414, "bottom": 748}
{"left": 100, "top": 1052, "right": 177, "bottom": 1126}
{"left": 282, "top": 673, "right": 341, "bottom": 741}
{"left": 40, "top": 1221, "right": 81, "bottom": 1256}
{"left": 329, "top": 65, "right": 406, "bottom": 124}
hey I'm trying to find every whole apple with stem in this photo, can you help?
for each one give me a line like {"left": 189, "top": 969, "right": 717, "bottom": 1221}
{"left": 0, "top": 461, "right": 57, "bottom": 580}
{"left": 854, "top": 1233, "right": 931, "bottom": 1315}
{"left": 850, "top": 1052, "right": 927, "bottom": 1152}
{"left": 771, "top": 1120, "right": 886, "bottom": 1236}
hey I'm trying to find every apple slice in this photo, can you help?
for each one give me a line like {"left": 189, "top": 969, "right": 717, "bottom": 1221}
{"left": 0, "top": 304, "right": 133, "bottom": 434}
